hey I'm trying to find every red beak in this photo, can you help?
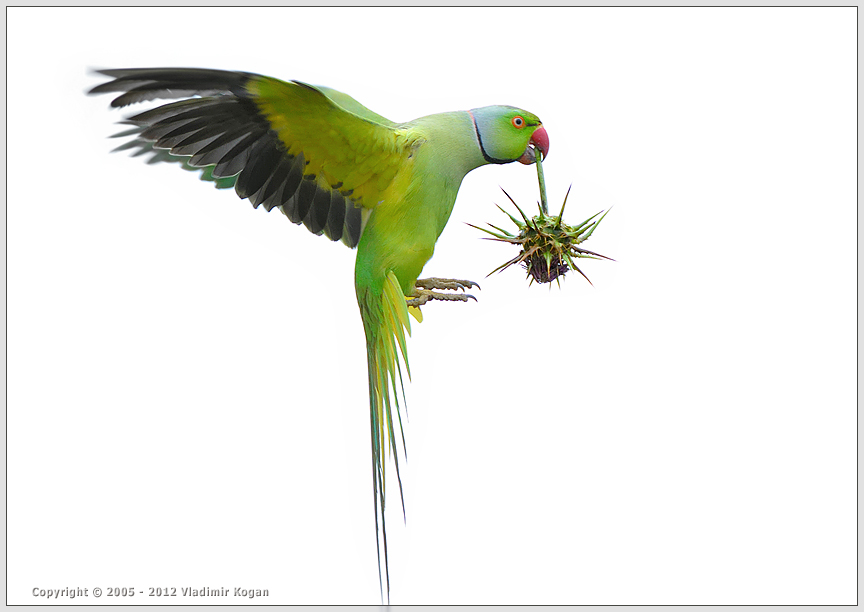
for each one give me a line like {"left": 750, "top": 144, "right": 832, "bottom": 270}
{"left": 519, "top": 125, "right": 550, "bottom": 165}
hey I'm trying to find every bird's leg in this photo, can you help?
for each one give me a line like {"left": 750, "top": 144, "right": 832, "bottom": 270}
{"left": 407, "top": 278, "right": 480, "bottom": 308}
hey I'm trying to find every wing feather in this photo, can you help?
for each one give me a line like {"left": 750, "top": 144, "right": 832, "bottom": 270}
{"left": 90, "top": 67, "right": 421, "bottom": 248}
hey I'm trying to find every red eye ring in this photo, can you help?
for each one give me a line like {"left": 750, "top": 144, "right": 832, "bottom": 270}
{"left": 511, "top": 116, "right": 525, "bottom": 128}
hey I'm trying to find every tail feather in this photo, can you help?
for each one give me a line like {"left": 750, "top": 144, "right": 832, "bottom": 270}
{"left": 363, "top": 271, "right": 413, "bottom": 603}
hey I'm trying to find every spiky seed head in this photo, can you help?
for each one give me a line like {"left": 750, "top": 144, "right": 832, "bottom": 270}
{"left": 470, "top": 188, "right": 613, "bottom": 286}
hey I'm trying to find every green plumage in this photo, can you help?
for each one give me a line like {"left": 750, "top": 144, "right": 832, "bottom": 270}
{"left": 90, "top": 67, "right": 547, "bottom": 602}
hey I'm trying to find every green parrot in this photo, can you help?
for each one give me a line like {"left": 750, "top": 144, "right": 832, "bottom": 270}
{"left": 89, "top": 68, "right": 549, "bottom": 600}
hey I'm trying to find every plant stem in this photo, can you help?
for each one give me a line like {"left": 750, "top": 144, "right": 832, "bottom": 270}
{"left": 535, "top": 150, "right": 548, "bottom": 216}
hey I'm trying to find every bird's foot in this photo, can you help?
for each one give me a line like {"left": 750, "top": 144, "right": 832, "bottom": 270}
{"left": 407, "top": 278, "right": 480, "bottom": 308}
{"left": 414, "top": 277, "right": 480, "bottom": 292}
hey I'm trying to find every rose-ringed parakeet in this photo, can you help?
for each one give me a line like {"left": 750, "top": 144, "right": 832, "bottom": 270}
{"left": 89, "top": 68, "right": 549, "bottom": 600}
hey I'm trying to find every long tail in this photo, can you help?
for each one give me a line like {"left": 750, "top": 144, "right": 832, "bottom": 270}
{"left": 361, "top": 271, "right": 414, "bottom": 603}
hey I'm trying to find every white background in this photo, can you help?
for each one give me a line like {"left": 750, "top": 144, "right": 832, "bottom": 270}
{"left": 6, "top": 6, "right": 856, "bottom": 606}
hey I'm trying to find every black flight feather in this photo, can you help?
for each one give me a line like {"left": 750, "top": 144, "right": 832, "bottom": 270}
{"left": 89, "top": 67, "right": 367, "bottom": 248}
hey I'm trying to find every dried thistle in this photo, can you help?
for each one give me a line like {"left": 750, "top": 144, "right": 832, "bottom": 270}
{"left": 469, "top": 155, "right": 613, "bottom": 286}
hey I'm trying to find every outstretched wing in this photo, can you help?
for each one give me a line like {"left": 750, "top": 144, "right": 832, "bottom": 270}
{"left": 89, "top": 68, "right": 418, "bottom": 247}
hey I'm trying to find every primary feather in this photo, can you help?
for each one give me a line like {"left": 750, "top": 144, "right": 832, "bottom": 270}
{"left": 89, "top": 67, "right": 547, "bottom": 602}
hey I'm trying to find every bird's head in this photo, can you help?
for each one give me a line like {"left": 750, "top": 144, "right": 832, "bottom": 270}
{"left": 469, "top": 105, "right": 549, "bottom": 165}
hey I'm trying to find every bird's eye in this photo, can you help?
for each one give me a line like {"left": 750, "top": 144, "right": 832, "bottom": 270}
{"left": 511, "top": 116, "right": 524, "bottom": 128}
